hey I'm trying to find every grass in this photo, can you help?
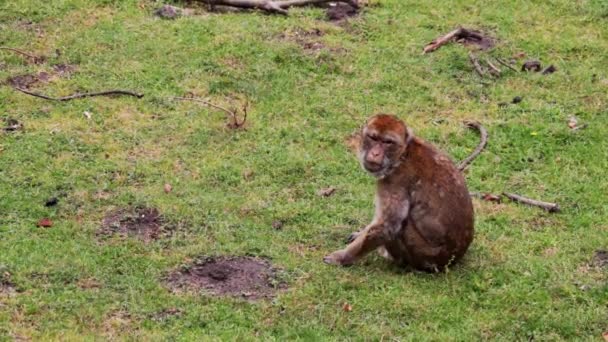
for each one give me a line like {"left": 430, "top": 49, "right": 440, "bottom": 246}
{"left": 1, "top": 0, "right": 607, "bottom": 340}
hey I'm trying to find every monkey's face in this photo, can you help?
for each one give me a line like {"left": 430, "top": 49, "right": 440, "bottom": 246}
{"left": 358, "top": 114, "right": 409, "bottom": 178}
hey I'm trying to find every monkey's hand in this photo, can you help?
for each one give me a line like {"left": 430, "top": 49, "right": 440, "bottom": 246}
{"left": 345, "top": 231, "right": 361, "bottom": 244}
{"left": 323, "top": 250, "right": 353, "bottom": 266}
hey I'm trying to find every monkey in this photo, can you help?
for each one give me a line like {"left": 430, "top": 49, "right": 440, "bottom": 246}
{"left": 323, "top": 114, "right": 474, "bottom": 272}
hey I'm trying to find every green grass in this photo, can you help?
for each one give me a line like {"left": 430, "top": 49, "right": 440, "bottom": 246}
{"left": 1, "top": 0, "right": 607, "bottom": 340}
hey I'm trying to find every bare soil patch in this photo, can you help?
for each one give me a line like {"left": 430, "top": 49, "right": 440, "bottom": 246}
{"left": 2, "top": 118, "right": 24, "bottom": 132}
{"left": 326, "top": 3, "right": 359, "bottom": 21}
{"left": 52, "top": 63, "right": 77, "bottom": 76}
{"left": 99, "top": 207, "right": 170, "bottom": 242}
{"left": 6, "top": 74, "right": 41, "bottom": 89}
{"left": 166, "top": 256, "right": 286, "bottom": 300}
{"left": 591, "top": 250, "right": 608, "bottom": 268}
{"left": 0, "top": 268, "right": 16, "bottom": 296}
{"left": 280, "top": 28, "right": 327, "bottom": 53}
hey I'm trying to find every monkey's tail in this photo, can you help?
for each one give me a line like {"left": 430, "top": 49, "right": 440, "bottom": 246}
{"left": 457, "top": 121, "right": 488, "bottom": 172}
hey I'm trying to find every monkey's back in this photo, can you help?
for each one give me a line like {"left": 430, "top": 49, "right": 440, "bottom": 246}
{"left": 398, "top": 138, "right": 474, "bottom": 271}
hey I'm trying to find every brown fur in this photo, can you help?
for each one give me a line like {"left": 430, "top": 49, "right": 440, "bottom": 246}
{"left": 324, "top": 114, "right": 474, "bottom": 272}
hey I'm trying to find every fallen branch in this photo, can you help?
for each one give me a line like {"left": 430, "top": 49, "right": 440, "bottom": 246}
{"left": 423, "top": 27, "right": 493, "bottom": 54}
{"left": 458, "top": 121, "right": 488, "bottom": 171}
{"left": 495, "top": 57, "right": 518, "bottom": 72}
{"left": 503, "top": 192, "right": 560, "bottom": 213}
{"left": 172, "top": 96, "right": 248, "bottom": 129}
{"left": 196, "top": 0, "right": 359, "bottom": 15}
{"left": 470, "top": 191, "right": 560, "bottom": 213}
{"left": 13, "top": 87, "right": 144, "bottom": 101}
{"left": 468, "top": 53, "right": 485, "bottom": 77}
{"left": 0, "top": 47, "right": 44, "bottom": 63}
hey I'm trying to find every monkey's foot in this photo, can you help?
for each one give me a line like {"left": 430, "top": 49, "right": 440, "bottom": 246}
{"left": 345, "top": 231, "right": 361, "bottom": 244}
{"left": 323, "top": 250, "right": 353, "bottom": 266}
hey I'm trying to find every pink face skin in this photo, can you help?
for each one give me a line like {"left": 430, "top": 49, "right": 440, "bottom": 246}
{"left": 358, "top": 115, "right": 409, "bottom": 178}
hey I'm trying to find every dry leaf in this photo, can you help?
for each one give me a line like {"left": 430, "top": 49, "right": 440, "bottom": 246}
{"left": 318, "top": 187, "right": 336, "bottom": 197}
{"left": 481, "top": 193, "right": 502, "bottom": 202}
{"left": 37, "top": 218, "right": 53, "bottom": 228}
{"left": 567, "top": 116, "right": 578, "bottom": 129}
{"left": 342, "top": 302, "right": 352, "bottom": 312}
{"left": 543, "top": 247, "right": 558, "bottom": 257}
{"left": 164, "top": 183, "right": 172, "bottom": 193}
{"left": 83, "top": 111, "right": 92, "bottom": 120}
{"left": 272, "top": 220, "right": 283, "bottom": 230}
{"left": 242, "top": 169, "right": 254, "bottom": 180}
{"left": 513, "top": 52, "right": 526, "bottom": 59}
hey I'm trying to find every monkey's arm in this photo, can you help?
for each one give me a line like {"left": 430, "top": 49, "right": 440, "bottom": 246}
{"left": 323, "top": 221, "right": 387, "bottom": 266}
{"left": 325, "top": 199, "right": 410, "bottom": 266}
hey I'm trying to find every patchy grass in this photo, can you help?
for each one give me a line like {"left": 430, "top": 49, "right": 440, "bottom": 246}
{"left": 1, "top": 0, "right": 607, "bottom": 339}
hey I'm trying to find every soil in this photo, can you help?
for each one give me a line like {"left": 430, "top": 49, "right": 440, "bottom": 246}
{"left": 52, "top": 63, "right": 77, "bottom": 76}
{"left": 5, "top": 64, "right": 77, "bottom": 89}
{"left": 455, "top": 29, "right": 494, "bottom": 50}
{"left": 280, "top": 28, "right": 328, "bottom": 53}
{"left": 326, "top": 3, "right": 359, "bottom": 21}
{"left": 522, "top": 60, "right": 542, "bottom": 72}
{"left": 2, "top": 118, "right": 23, "bottom": 132}
{"left": 166, "top": 256, "right": 285, "bottom": 300}
{"left": 6, "top": 74, "right": 40, "bottom": 89}
{"left": 151, "top": 308, "right": 184, "bottom": 322}
{"left": 591, "top": 250, "right": 608, "bottom": 268}
{"left": 99, "top": 207, "right": 169, "bottom": 242}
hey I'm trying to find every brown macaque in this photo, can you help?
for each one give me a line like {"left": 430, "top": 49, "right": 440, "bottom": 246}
{"left": 324, "top": 114, "right": 474, "bottom": 272}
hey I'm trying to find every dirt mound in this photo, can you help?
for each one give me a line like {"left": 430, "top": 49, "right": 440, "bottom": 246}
{"left": 326, "top": 3, "right": 359, "bottom": 21}
{"left": 591, "top": 250, "right": 608, "bottom": 268}
{"left": 99, "top": 207, "right": 169, "bottom": 242}
{"left": 166, "top": 256, "right": 285, "bottom": 300}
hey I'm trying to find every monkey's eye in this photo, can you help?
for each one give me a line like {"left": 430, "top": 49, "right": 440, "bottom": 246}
{"left": 383, "top": 140, "right": 394, "bottom": 145}
{"left": 367, "top": 134, "right": 379, "bottom": 142}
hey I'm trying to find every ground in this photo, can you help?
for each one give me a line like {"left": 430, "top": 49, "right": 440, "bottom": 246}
{"left": 1, "top": 0, "right": 607, "bottom": 340}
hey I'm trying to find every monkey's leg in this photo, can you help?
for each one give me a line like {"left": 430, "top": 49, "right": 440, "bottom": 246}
{"left": 324, "top": 224, "right": 387, "bottom": 266}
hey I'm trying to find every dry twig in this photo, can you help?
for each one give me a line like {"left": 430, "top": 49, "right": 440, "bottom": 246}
{"left": 13, "top": 87, "right": 144, "bottom": 101}
{"left": 503, "top": 192, "right": 560, "bottom": 213}
{"left": 468, "top": 53, "right": 485, "bottom": 77}
{"left": 0, "top": 47, "right": 44, "bottom": 63}
{"left": 196, "top": 0, "right": 359, "bottom": 15}
{"left": 457, "top": 121, "right": 488, "bottom": 171}
{"left": 172, "top": 96, "right": 248, "bottom": 129}
{"left": 485, "top": 58, "right": 501, "bottom": 75}
{"left": 495, "top": 57, "right": 518, "bottom": 72}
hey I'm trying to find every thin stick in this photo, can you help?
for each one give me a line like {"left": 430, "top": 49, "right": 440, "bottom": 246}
{"left": 0, "top": 47, "right": 40, "bottom": 60}
{"left": 13, "top": 87, "right": 144, "bottom": 101}
{"left": 458, "top": 121, "right": 488, "bottom": 171}
{"left": 485, "top": 58, "right": 501, "bottom": 74}
{"left": 503, "top": 192, "right": 560, "bottom": 213}
{"left": 468, "top": 53, "right": 485, "bottom": 77}
{"left": 196, "top": 0, "right": 358, "bottom": 15}
{"left": 495, "top": 57, "right": 518, "bottom": 72}
{"left": 172, "top": 96, "right": 235, "bottom": 117}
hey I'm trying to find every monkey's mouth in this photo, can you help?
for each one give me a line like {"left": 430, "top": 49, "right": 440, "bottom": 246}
{"left": 363, "top": 162, "right": 384, "bottom": 173}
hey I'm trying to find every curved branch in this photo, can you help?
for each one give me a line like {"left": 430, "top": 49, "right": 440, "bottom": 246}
{"left": 503, "top": 192, "right": 560, "bottom": 213}
{"left": 458, "top": 121, "right": 488, "bottom": 171}
{"left": 197, "top": 0, "right": 358, "bottom": 15}
{"left": 13, "top": 87, "right": 143, "bottom": 101}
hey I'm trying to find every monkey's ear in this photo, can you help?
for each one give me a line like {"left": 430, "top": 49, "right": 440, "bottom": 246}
{"left": 405, "top": 126, "right": 414, "bottom": 145}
